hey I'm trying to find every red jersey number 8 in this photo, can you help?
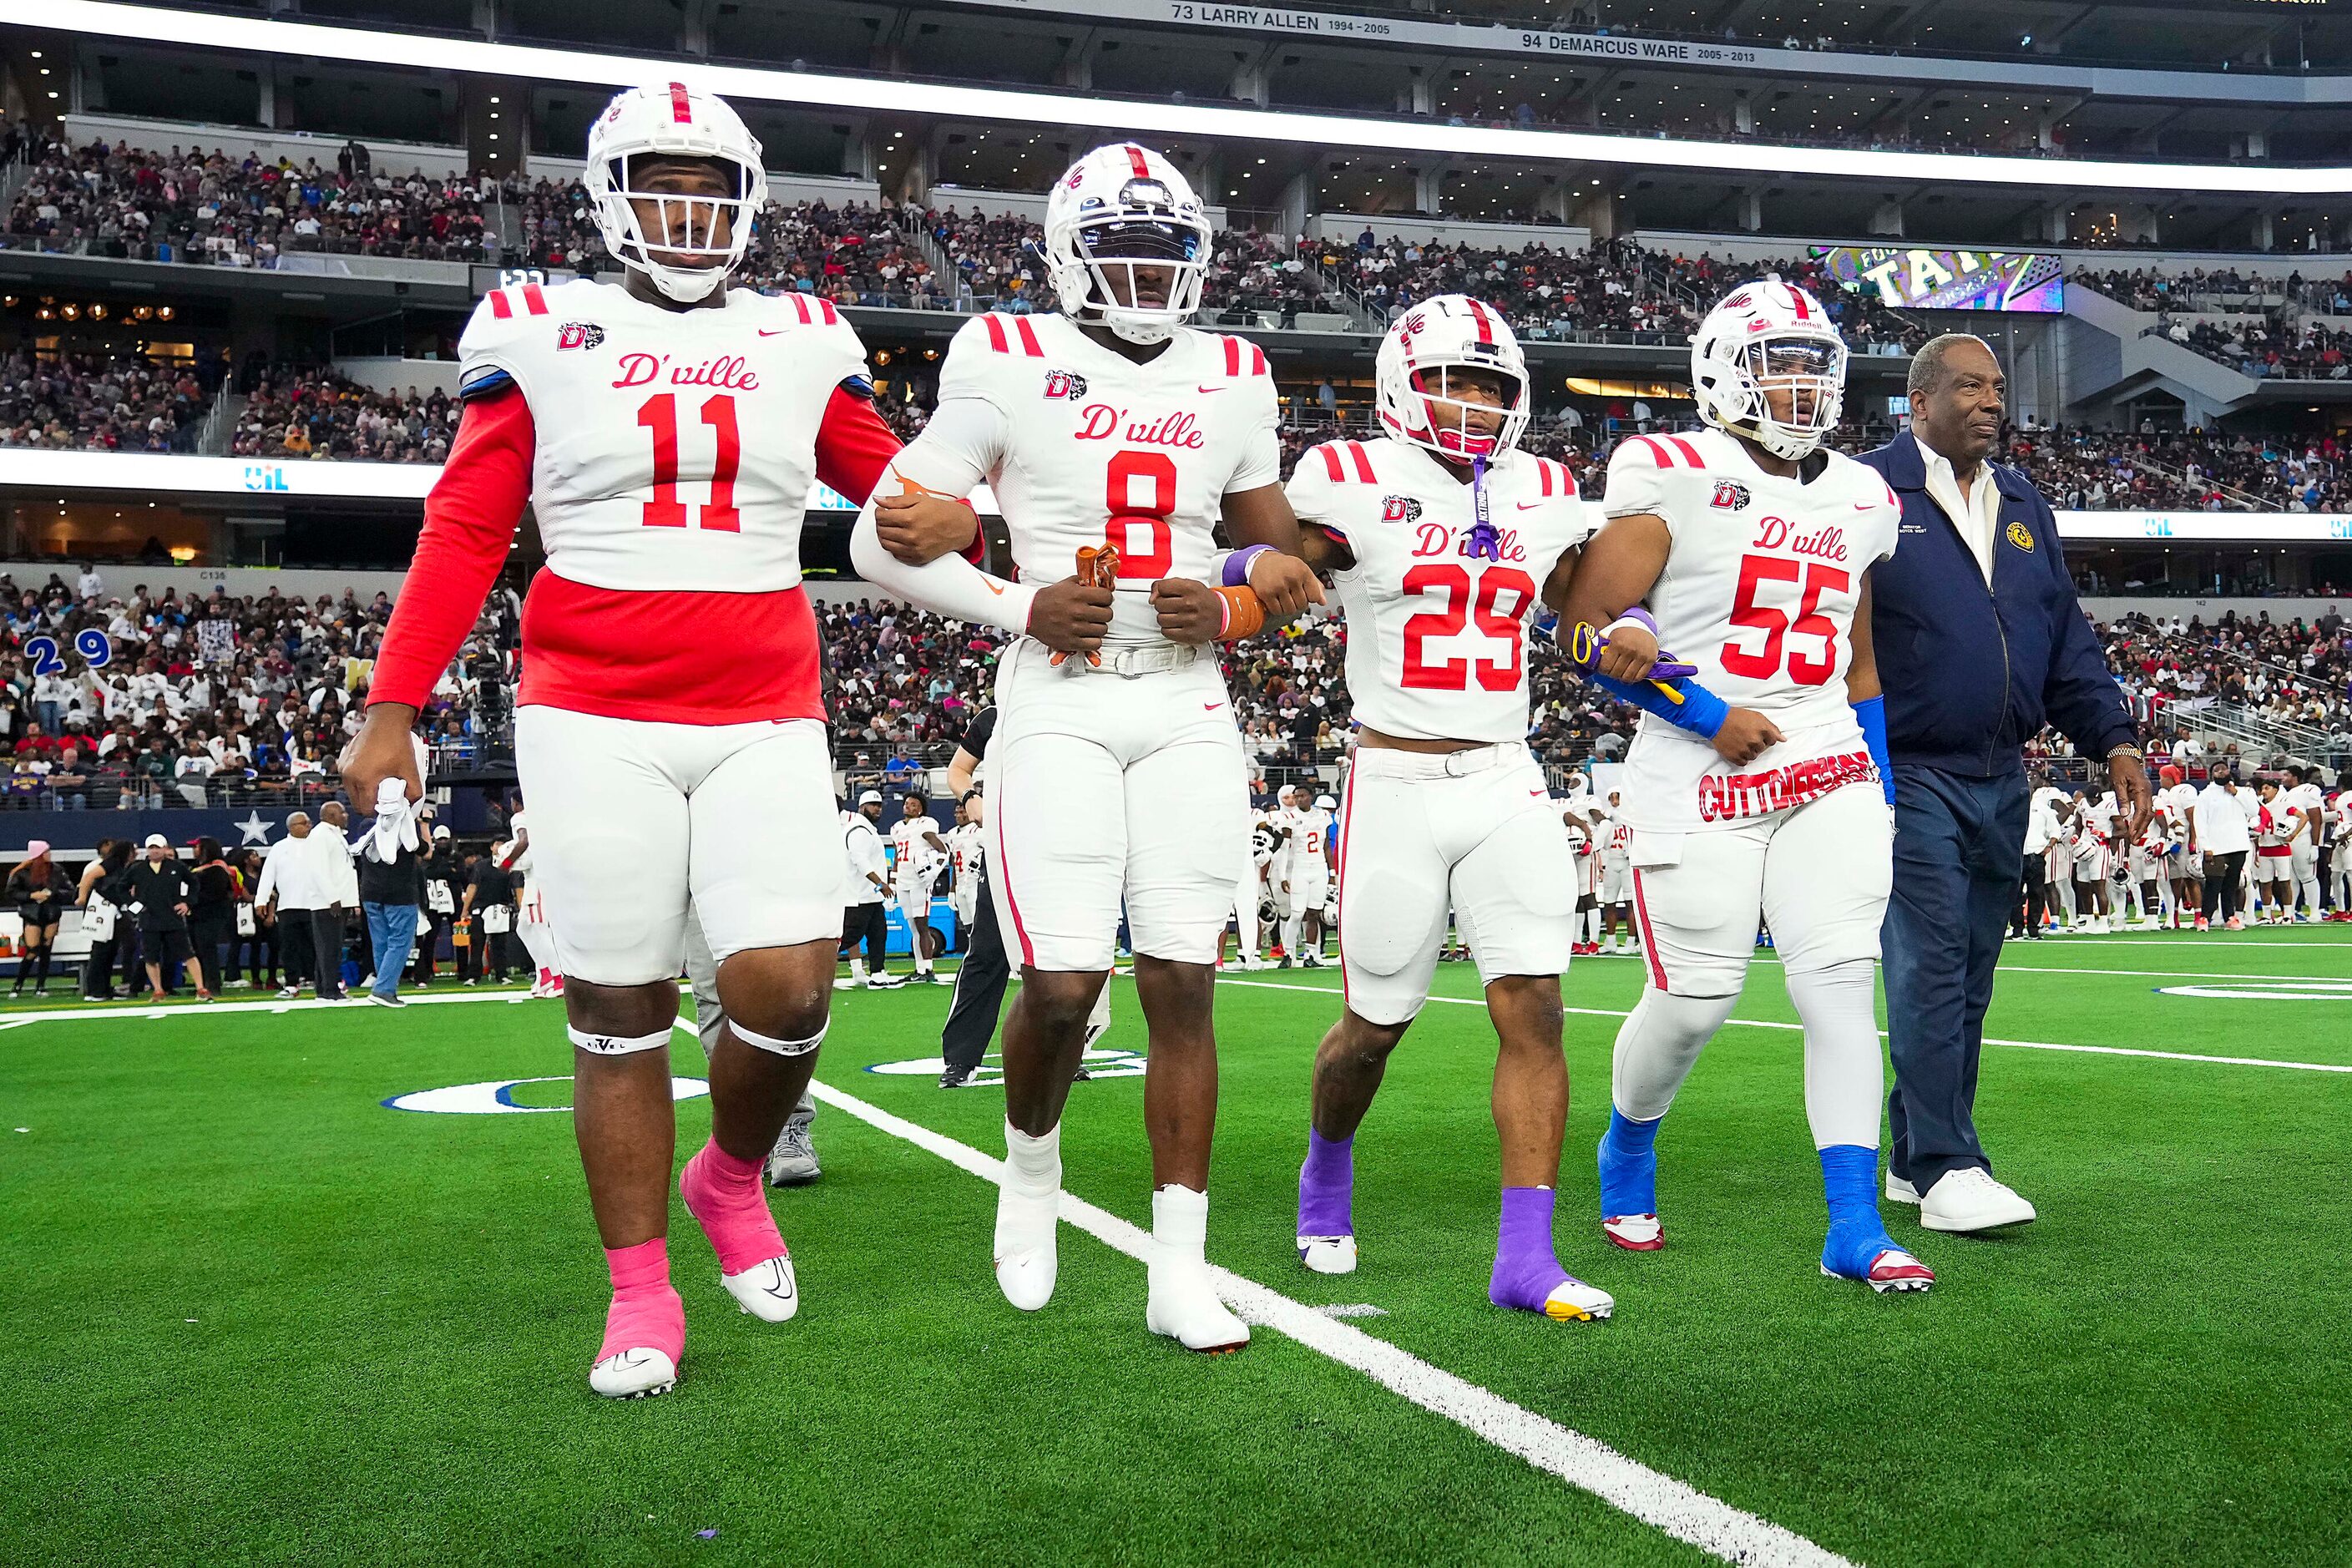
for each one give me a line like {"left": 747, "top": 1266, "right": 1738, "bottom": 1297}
{"left": 1105, "top": 449, "right": 1176, "bottom": 580}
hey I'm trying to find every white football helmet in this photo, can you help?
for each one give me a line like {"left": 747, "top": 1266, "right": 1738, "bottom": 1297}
{"left": 1689, "top": 279, "right": 1847, "bottom": 461}
{"left": 1375, "top": 294, "right": 1531, "bottom": 461}
{"left": 1043, "top": 144, "right": 1211, "bottom": 345}
{"left": 585, "top": 82, "right": 766, "bottom": 304}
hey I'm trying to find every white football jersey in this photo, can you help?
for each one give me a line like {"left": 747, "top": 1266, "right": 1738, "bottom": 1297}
{"left": 2287, "top": 782, "right": 2325, "bottom": 842}
{"left": 1267, "top": 806, "right": 1303, "bottom": 879}
{"left": 891, "top": 817, "right": 946, "bottom": 881}
{"left": 1288, "top": 437, "right": 1589, "bottom": 744}
{"left": 1294, "top": 807, "right": 1336, "bottom": 872}
{"left": 948, "top": 822, "right": 987, "bottom": 888}
{"left": 1600, "top": 427, "right": 1902, "bottom": 833}
{"left": 458, "top": 278, "right": 868, "bottom": 594}
{"left": 894, "top": 311, "right": 1280, "bottom": 649}
{"left": 2254, "top": 797, "right": 2294, "bottom": 848}
{"left": 2161, "top": 782, "right": 2202, "bottom": 844}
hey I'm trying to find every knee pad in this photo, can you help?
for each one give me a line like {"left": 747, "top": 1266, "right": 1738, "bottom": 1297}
{"left": 568, "top": 1026, "right": 674, "bottom": 1057}
{"left": 729, "top": 1019, "right": 829, "bottom": 1059}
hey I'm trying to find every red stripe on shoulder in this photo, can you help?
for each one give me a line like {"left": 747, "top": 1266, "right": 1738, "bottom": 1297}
{"left": 1551, "top": 459, "right": 1577, "bottom": 497}
{"left": 1347, "top": 443, "right": 1378, "bottom": 484}
{"left": 1224, "top": 336, "right": 1242, "bottom": 377}
{"left": 1250, "top": 344, "right": 1267, "bottom": 376}
{"left": 1014, "top": 317, "right": 1044, "bottom": 357}
{"left": 1628, "top": 435, "right": 1669, "bottom": 466}
{"left": 817, "top": 297, "right": 839, "bottom": 326}
{"left": 1666, "top": 436, "right": 1703, "bottom": 468}
{"left": 1318, "top": 445, "right": 1345, "bottom": 483}
{"left": 486, "top": 289, "right": 513, "bottom": 321}
{"left": 520, "top": 282, "right": 549, "bottom": 316}
{"left": 983, "top": 315, "right": 1009, "bottom": 353}
{"left": 1536, "top": 462, "right": 1554, "bottom": 498}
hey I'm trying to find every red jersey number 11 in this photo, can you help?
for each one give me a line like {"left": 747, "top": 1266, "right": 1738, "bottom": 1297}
{"left": 639, "top": 392, "right": 742, "bottom": 532}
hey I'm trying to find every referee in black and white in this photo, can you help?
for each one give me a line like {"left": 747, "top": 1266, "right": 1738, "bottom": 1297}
{"left": 936, "top": 705, "right": 1110, "bottom": 1089}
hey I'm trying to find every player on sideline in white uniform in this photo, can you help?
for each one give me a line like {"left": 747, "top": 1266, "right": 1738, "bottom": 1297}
{"left": 1595, "top": 790, "right": 1636, "bottom": 954}
{"left": 1287, "top": 792, "right": 1336, "bottom": 965}
{"left": 848, "top": 142, "right": 1323, "bottom": 1352}
{"left": 503, "top": 810, "right": 564, "bottom": 998}
{"left": 1561, "top": 279, "right": 1934, "bottom": 1294}
{"left": 2283, "top": 765, "right": 2324, "bottom": 921}
{"left": 344, "top": 83, "right": 974, "bottom": 1399}
{"left": 891, "top": 794, "right": 953, "bottom": 983}
{"left": 1226, "top": 808, "right": 1279, "bottom": 970}
{"left": 1285, "top": 295, "right": 1702, "bottom": 1323}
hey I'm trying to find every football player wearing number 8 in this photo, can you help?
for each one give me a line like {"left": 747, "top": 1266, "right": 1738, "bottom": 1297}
{"left": 1282, "top": 294, "right": 1626, "bottom": 1323}
{"left": 849, "top": 142, "right": 1322, "bottom": 1353}
{"left": 1560, "top": 279, "right": 1934, "bottom": 1295}
{"left": 343, "top": 82, "right": 977, "bottom": 1400}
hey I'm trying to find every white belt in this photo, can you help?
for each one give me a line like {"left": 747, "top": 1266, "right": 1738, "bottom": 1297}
{"left": 1048, "top": 640, "right": 1203, "bottom": 680}
{"left": 1350, "top": 740, "right": 1528, "bottom": 782}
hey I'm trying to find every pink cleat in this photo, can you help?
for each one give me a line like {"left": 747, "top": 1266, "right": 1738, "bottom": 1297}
{"left": 680, "top": 1141, "right": 799, "bottom": 1323}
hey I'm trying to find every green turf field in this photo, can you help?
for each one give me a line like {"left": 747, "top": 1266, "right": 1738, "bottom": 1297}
{"left": 4, "top": 931, "right": 2349, "bottom": 1566}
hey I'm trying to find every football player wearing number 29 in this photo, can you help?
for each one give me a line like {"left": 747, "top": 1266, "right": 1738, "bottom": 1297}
{"left": 1560, "top": 280, "right": 1933, "bottom": 1294}
{"left": 851, "top": 143, "right": 1323, "bottom": 1353}
{"left": 341, "top": 83, "right": 979, "bottom": 1399}
{"left": 1283, "top": 296, "right": 1619, "bottom": 1323}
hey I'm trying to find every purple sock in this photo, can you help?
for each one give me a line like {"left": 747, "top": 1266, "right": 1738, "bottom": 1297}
{"left": 1297, "top": 1127, "right": 1353, "bottom": 1237}
{"left": 1490, "top": 1186, "right": 1573, "bottom": 1312}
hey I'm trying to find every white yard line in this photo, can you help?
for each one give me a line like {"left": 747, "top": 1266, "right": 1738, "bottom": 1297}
{"left": 1213, "top": 979, "right": 2352, "bottom": 1075}
{"left": 766, "top": 1036, "right": 1859, "bottom": 1568}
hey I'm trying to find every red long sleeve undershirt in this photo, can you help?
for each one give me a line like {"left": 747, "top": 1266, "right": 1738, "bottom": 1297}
{"left": 368, "top": 382, "right": 921, "bottom": 719}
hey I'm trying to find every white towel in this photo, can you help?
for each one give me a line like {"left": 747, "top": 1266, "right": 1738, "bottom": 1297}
{"left": 368, "top": 776, "right": 419, "bottom": 862}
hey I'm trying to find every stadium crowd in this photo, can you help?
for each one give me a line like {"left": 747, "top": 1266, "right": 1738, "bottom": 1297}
{"left": 227, "top": 365, "right": 456, "bottom": 464}
{"left": 0, "top": 567, "right": 514, "bottom": 812}
{"left": 2, "top": 133, "right": 493, "bottom": 266}
{"left": 0, "top": 348, "right": 214, "bottom": 453}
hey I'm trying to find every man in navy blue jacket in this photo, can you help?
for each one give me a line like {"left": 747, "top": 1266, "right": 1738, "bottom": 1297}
{"left": 1859, "top": 335, "right": 2149, "bottom": 1234}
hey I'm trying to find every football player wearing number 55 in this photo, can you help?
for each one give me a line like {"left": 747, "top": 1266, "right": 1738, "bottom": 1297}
{"left": 341, "top": 82, "right": 977, "bottom": 1402}
{"left": 1560, "top": 280, "right": 1932, "bottom": 1296}
{"left": 850, "top": 142, "right": 1321, "bottom": 1355}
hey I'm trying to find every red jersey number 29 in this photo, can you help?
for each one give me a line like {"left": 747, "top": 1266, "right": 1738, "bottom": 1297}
{"left": 639, "top": 392, "right": 741, "bottom": 532}
{"left": 1400, "top": 564, "right": 1536, "bottom": 690}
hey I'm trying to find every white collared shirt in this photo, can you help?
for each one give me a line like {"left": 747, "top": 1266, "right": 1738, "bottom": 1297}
{"left": 1920, "top": 443, "right": 2001, "bottom": 586}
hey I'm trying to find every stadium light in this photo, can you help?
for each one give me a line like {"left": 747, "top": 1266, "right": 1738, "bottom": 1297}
{"left": 18, "top": 0, "right": 2352, "bottom": 196}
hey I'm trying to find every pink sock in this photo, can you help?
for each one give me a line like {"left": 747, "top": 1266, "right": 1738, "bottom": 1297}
{"left": 598, "top": 1237, "right": 684, "bottom": 1364}
{"left": 679, "top": 1139, "right": 788, "bottom": 1277}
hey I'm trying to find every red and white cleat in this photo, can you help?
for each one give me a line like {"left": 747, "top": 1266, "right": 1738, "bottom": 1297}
{"left": 1601, "top": 1212, "right": 1663, "bottom": 1251}
{"left": 1822, "top": 1247, "right": 1935, "bottom": 1294}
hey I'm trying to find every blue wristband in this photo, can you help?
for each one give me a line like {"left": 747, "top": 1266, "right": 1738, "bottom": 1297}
{"left": 1853, "top": 694, "right": 1895, "bottom": 807}
{"left": 1594, "top": 670, "right": 1729, "bottom": 741}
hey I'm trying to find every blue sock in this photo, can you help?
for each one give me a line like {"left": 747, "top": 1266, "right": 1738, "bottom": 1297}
{"left": 1596, "top": 1107, "right": 1661, "bottom": 1217}
{"left": 1818, "top": 1144, "right": 1899, "bottom": 1278}
{"left": 1297, "top": 1126, "right": 1353, "bottom": 1238}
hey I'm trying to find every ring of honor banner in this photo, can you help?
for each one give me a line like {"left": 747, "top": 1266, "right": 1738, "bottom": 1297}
{"left": 1810, "top": 247, "right": 2064, "bottom": 312}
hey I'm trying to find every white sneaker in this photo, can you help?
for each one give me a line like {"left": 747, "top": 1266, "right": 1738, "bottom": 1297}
{"left": 1884, "top": 1172, "right": 1921, "bottom": 1206}
{"left": 1919, "top": 1166, "right": 2036, "bottom": 1233}
{"left": 589, "top": 1347, "right": 677, "bottom": 1399}
{"left": 276, "top": 985, "right": 300, "bottom": 1000}
{"left": 1297, "top": 1235, "right": 1357, "bottom": 1275}
{"left": 719, "top": 1255, "right": 800, "bottom": 1323}
{"left": 993, "top": 1182, "right": 1060, "bottom": 1311}
{"left": 1238, "top": 955, "right": 1266, "bottom": 971}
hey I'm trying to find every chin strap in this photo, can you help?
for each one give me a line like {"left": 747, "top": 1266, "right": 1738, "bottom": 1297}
{"left": 1464, "top": 453, "right": 1501, "bottom": 561}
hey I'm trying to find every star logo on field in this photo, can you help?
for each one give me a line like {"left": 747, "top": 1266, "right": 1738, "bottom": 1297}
{"left": 235, "top": 811, "right": 273, "bottom": 846}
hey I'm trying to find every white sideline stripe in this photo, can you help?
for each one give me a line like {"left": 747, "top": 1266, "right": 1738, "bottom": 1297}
{"left": 772, "top": 1047, "right": 1856, "bottom": 1568}
{"left": 2027, "top": 935, "right": 2352, "bottom": 948}
{"left": 1214, "top": 979, "right": 2352, "bottom": 1075}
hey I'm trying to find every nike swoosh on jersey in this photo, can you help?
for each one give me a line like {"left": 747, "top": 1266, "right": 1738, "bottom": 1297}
{"left": 757, "top": 328, "right": 790, "bottom": 336}
{"left": 1203, "top": 701, "right": 1225, "bottom": 711}
{"left": 1516, "top": 501, "right": 1548, "bottom": 510}
{"left": 1195, "top": 385, "right": 1229, "bottom": 395}
{"left": 1852, "top": 501, "right": 1876, "bottom": 509}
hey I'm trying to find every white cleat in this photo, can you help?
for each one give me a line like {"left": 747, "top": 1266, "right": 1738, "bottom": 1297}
{"left": 1543, "top": 1277, "right": 1616, "bottom": 1322}
{"left": 1146, "top": 1263, "right": 1251, "bottom": 1353}
{"left": 1884, "top": 1172, "right": 1921, "bottom": 1206}
{"left": 1297, "top": 1234, "right": 1358, "bottom": 1275}
{"left": 1601, "top": 1212, "right": 1663, "bottom": 1251}
{"left": 993, "top": 1183, "right": 1060, "bottom": 1311}
{"left": 720, "top": 1255, "right": 800, "bottom": 1323}
{"left": 589, "top": 1348, "right": 677, "bottom": 1399}
{"left": 1919, "top": 1166, "right": 2036, "bottom": 1233}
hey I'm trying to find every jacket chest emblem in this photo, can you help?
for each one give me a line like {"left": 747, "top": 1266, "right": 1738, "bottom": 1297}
{"left": 2006, "top": 518, "right": 2036, "bottom": 553}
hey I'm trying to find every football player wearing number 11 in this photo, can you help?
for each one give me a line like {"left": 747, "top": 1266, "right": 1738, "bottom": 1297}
{"left": 1561, "top": 280, "right": 1934, "bottom": 1295}
{"left": 344, "top": 83, "right": 978, "bottom": 1400}
{"left": 850, "top": 142, "right": 1322, "bottom": 1353}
